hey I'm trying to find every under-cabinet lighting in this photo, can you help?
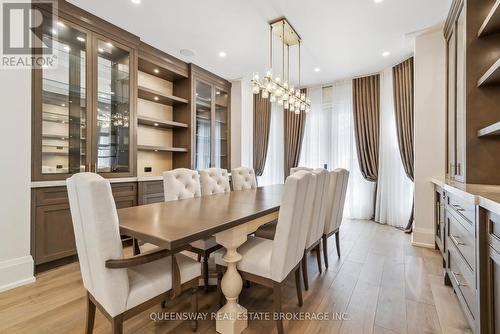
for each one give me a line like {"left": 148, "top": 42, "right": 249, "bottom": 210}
{"left": 154, "top": 96, "right": 159, "bottom": 101}
{"left": 314, "top": 67, "right": 321, "bottom": 72}
{"left": 382, "top": 51, "right": 390, "bottom": 57}
{"left": 154, "top": 123, "right": 159, "bottom": 126}
{"left": 154, "top": 68, "right": 160, "bottom": 74}
{"left": 219, "top": 51, "right": 227, "bottom": 58}
{"left": 77, "top": 36, "right": 85, "bottom": 42}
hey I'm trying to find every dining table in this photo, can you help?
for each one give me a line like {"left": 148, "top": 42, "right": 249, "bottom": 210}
{"left": 117, "top": 184, "right": 284, "bottom": 334}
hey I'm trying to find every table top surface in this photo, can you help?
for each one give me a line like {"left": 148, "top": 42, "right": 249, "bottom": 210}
{"left": 118, "top": 184, "right": 284, "bottom": 249}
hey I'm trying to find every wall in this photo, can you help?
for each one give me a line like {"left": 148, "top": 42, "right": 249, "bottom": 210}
{"left": 413, "top": 27, "right": 446, "bottom": 247}
{"left": 230, "top": 78, "right": 253, "bottom": 169}
{"left": 0, "top": 67, "right": 35, "bottom": 291}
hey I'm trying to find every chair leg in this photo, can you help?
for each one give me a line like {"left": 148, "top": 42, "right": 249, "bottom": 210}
{"left": 191, "top": 286, "right": 198, "bottom": 332}
{"left": 315, "top": 244, "right": 322, "bottom": 274}
{"left": 197, "top": 253, "right": 201, "bottom": 262}
{"left": 294, "top": 266, "right": 303, "bottom": 307}
{"left": 273, "top": 283, "right": 284, "bottom": 334}
{"left": 203, "top": 254, "right": 209, "bottom": 291}
{"left": 132, "top": 238, "right": 141, "bottom": 256}
{"left": 111, "top": 316, "right": 123, "bottom": 334}
{"left": 335, "top": 231, "right": 341, "bottom": 258}
{"left": 217, "top": 270, "right": 224, "bottom": 308}
{"left": 85, "top": 294, "right": 96, "bottom": 334}
{"left": 322, "top": 235, "right": 329, "bottom": 268}
{"left": 301, "top": 252, "right": 309, "bottom": 291}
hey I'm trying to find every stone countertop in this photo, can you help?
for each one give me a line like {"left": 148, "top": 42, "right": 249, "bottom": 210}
{"left": 432, "top": 178, "right": 500, "bottom": 214}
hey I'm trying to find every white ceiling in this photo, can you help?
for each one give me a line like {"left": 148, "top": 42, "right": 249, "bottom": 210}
{"left": 68, "top": 0, "right": 451, "bottom": 86}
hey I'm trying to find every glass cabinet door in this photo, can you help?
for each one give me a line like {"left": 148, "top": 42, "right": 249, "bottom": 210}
{"left": 39, "top": 16, "right": 88, "bottom": 175}
{"left": 214, "top": 88, "right": 229, "bottom": 169}
{"left": 95, "top": 38, "right": 131, "bottom": 174}
{"left": 195, "top": 80, "right": 212, "bottom": 170}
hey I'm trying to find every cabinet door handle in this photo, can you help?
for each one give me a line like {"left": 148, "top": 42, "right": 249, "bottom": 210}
{"left": 451, "top": 270, "right": 467, "bottom": 287}
{"left": 451, "top": 235, "right": 465, "bottom": 246}
{"left": 452, "top": 204, "right": 465, "bottom": 212}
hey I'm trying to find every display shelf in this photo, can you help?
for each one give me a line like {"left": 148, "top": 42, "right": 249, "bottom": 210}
{"left": 137, "top": 145, "right": 188, "bottom": 153}
{"left": 478, "top": 121, "right": 500, "bottom": 137}
{"left": 477, "top": 58, "right": 500, "bottom": 87}
{"left": 138, "top": 86, "right": 188, "bottom": 106}
{"left": 137, "top": 116, "right": 187, "bottom": 129}
{"left": 478, "top": 0, "right": 500, "bottom": 37}
{"left": 138, "top": 58, "right": 187, "bottom": 82}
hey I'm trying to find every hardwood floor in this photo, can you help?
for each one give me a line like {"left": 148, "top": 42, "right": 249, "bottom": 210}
{"left": 0, "top": 219, "right": 471, "bottom": 334}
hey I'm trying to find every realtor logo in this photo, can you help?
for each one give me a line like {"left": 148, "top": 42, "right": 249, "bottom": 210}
{"left": 1, "top": 0, "right": 57, "bottom": 68}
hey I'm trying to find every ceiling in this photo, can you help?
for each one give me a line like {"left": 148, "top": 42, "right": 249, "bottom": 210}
{"left": 68, "top": 0, "right": 452, "bottom": 86}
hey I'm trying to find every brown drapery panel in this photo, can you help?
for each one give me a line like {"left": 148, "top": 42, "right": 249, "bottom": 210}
{"left": 352, "top": 75, "right": 380, "bottom": 182}
{"left": 283, "top": 88, "right": 307, "bottom": 178}
{"left": 393, "top": 57, "right": 415, "bottom": 232}
{"left": 253, "top": 94, "right": 272, "bottom": 176}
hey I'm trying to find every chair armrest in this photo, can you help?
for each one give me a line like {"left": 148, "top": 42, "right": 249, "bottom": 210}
{"left": 105, "top": 246, "right": 188, "bottom": 269}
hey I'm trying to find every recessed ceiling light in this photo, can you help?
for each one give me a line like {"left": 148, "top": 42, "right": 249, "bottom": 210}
{"left": 76, "top": 36, "right": 85, "bottom": 42}
{"left": 56, "top": 21, "right": 65, "bottom": 27}
{"left": 382, "top": 51, "right": 390, "bottom": 57}
{"left": 374, "top": 0, "right": 384, "bottom": 3}
{"left": 154, "top": 96, "right": 159, "bottom": 101}
{"left": 219, "top": 51, "right": 227, "bottom": 58}
{"left": 131, "top": 0, "right": 141, "bottom": 3}
{"left": 153, "top": 68, "right": 159, "bottom": 74}
{"left": 216, "top": 91, "right": 220, "bottom": 95}
{"left": 180, "top": 49, "right": 195, "bottom": 57}
{"left": 314, "top": 67, "right": 321, "bottom": 72}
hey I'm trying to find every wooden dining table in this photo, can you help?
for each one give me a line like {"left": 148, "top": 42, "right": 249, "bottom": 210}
{"left": 117, "top": 184, "right": 284, "bottom": 334}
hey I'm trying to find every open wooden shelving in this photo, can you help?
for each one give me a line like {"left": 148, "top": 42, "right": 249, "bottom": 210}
{"left": 137, "top": 115, "right": 187, "bottom": 129}
{"left": 478, "top": 121, "right": 500, "bottom": 137}
{"left": 478, "top": 0, "right": 500, "bottom": 37}
{"left": 138, "top": 85, "right": 188, "bottom": 106}
{"left": 137, "top": 145, "right": 188, "bottom": 153}
{"left": 477, "top": 58, "right": 500, "bottom": 87}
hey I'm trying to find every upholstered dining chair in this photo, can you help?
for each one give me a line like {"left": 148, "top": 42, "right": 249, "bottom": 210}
{"left": 193, "top": 167, "right": 231, "bottom": 288}
{"left": 162, "top": 168, "right": 216, "bottom": 290}
{"left": 255, "top": 168, "right": 329, "bottom": 290}
{"left": 215, "top": 170, "right": 316, "bottom": 334}
{"left": 67, "top": 173, "right": 201, "bottom": 334}
{"left": 322, "top": 168, "right": 349, "bottom": 268}
{"left": 231, "top": 166, "right": 257, "bottom": 190}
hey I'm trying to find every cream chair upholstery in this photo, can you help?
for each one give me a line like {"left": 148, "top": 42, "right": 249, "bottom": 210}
{"left": 163, "top": 168, "right": 201, "bottom": 200}
{"left": 67, "top": 173, "right": 201, "bottom": 333}
{"left": 290, "top": 166, "right": 313, "bottom": 175}
{"left": 231, "top": 166, "right": 257, "bottom": 190}
{"left": 199, "top": 168, "right": 231, "bottom": 195}
{"left": 322, "top": 168, "right": 350, "bottom": 268}
{"left": 215, "top": 170, "right": 316, "bottom": 334}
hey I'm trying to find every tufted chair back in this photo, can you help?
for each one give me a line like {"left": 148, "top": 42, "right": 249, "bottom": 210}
{"left": 324, "top": 168, "right": 350, "bottom": 235}
{"left": 66, "top": 173, "right": 129, "bottom": 317}
{"left": 271, "top": 170, "right": 316, "bottom": 282}
{"left": 231, "top": 167, "right": 257, "bottom": 191}
{"left": 163, "top": 168, "right": 201, "bottom": 201}
{"left": 290, "top": 166, "right": 313, "bottom": 175}
{"left": 305, "top": 169, "right": 330, "bottom": 249}
{"left": 199, "top": 168, "right": 231, "bottom": 196}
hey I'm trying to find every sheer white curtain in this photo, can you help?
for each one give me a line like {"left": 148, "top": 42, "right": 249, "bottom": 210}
{"left": 375, "top": 68, "right": 414, "bottom": 228}
{"left": 258, "top": 103, "right": 284, "bottom": 186}
{"left": 299, "top": 81, "right": 376, "bottom": 219}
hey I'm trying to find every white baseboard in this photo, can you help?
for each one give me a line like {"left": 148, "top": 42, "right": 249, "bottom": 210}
{"left": 0, "top": 256, "right": 35, "bottom": 292}
{"left": 411, "top": 227, "right": 435, "bottom": 249}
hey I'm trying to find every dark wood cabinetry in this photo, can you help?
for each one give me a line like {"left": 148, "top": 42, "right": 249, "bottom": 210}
{"left": 138, "top": 180, "right": 164, "bottom": 205}
{"left": 31, "top": 182, "right": 137, "bottom": 271}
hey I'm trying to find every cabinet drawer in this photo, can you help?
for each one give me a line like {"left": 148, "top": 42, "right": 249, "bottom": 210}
{"left": 447, "top": 209, "right": 475, "bottom": 270}
{"left": 488, "top": 211, "right": 500, "bottom": 253}
{"left": 111, "top": 182, "right": 137, "bottom": 198}
{"left": 142, "top": 194, "right": 164, "bottom": 205}
{"left": 34, "top": 187, "right": 69, "bottom": 206}
{"left": 448, "top": 243, "right": 476, "bottom": 320}
{"left": 141, "top": 181, "right": 164, "bottom": 195}
{"left": 446, "top": 192, "right": 476, "bottom": 224}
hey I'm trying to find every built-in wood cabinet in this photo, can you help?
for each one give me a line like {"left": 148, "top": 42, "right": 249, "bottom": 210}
{"left": 435, "top": 186, "right": 446, "bottom": 256}
{"left": 444, "top": 0, "right": 500, "bottom": 185}
{"left": 30, "top": 1, "right": 232, "bottom": 272}
{"left": 32, "top": 2, "right": 139, "bottom": 181}
{"left": 31, "top": 182, "right": 137, "bottom": 271}
{"left": 192, "top": 65, "right": 231, "bottom": 170}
